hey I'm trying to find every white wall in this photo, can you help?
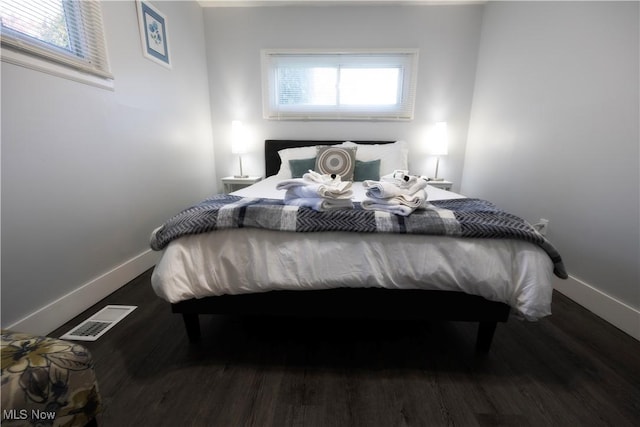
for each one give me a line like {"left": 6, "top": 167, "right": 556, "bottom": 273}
{"left": 463, "top": 2, "right": 639, "bottom": 320}
{"left": 1, "top": 1, "right": 215, "bottom": 333}
{"left": 203, "top": 4, "right": 484, "bottom": 189}
{"left": 3, "top": 0, "right": 637, "bottom": 339}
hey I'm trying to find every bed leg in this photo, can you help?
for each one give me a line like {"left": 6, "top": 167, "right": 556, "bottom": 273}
{"left": 476, "top": 321, "right": 497, "bottom": 353}
{"left": 182, "top": 313, "right": 201, "bottom": 343}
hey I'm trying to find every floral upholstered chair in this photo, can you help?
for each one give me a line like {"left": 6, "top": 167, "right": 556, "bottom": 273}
{"left": 1, "top": 330, "right": 101, "bottom": 426}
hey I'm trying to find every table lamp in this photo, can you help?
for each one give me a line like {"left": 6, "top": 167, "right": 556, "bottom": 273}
{"left": 427, "top": 122, "right": 448, "bottom": 181}
{"left": 231, "top": 120, "right": 248, "bottom": 178}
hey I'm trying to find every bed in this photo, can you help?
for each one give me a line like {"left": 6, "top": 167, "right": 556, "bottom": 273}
{"left": 150, "top": 140, "right": 567, "bottom": 352}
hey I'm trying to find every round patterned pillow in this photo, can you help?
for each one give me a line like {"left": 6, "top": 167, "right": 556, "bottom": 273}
{"left": 315, "top": 146, "right": 357, "bottom": 181}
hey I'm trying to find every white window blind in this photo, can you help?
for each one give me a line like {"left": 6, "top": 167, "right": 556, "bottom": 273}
{"left": 262, "top": 49, "right": 418, "bottom": 121}
{"left": 0, "top": 0, "right": 112, "bottom": 80}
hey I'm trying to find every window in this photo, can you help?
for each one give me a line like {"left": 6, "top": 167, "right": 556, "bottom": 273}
{"left": 1, "top": 0, "right": 112, "bottom": 86}
{"left": 262, "top": 49, "right": 418, "bottom": 121}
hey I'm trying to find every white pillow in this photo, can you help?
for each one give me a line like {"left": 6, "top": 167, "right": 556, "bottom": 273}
{"left": 275, "top": 146, "right": 318, "bottom": 178}
{"left": 339, "top": 141, "right": 409, "bottom": 176}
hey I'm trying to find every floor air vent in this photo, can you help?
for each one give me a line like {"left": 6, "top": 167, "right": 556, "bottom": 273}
{"left": 61, "top": 305, "right": 137, "bottom": 341}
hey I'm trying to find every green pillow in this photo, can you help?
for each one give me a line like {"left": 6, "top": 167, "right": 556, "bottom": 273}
{"left": 354, "top": 159, "right": 381, "bottom": 181}
{"left": 289, "top": 157, "right": 316, "bottom": 178}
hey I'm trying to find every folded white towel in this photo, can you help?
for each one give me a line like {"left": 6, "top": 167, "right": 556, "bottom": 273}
{"left": 282, "top": 185, "right": 353, "bottom": 200}
{"left": 277, "top": 177, "right": 352, "bottom": 199}
{"left": 364, "top": 190, "right": 427, "bottom": 208}
{"left": 276, "top": 177, "right": 312, "bottom": 190}
{"left": 361, "top": 188, "right": 428, "bottom": 216}
{"left": 392, "top": 188, "right": 428, "bottom": 208}
{"left": 361, "top": 199, "right": 416, "bottom": 216}
{"left": 284, "top": 196, "right": 354, "bottom": 211}
{"left": 363, "top": 178, "right": 427, "bottom": 199}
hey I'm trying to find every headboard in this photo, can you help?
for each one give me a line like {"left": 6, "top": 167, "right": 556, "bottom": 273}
{"left": 264, "top": 140, "right": 394, "bottom": 177}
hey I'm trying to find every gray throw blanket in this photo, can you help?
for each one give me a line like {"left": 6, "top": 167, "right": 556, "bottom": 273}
{"left": 150, "top": 195, "right": 567, "bottom": 279}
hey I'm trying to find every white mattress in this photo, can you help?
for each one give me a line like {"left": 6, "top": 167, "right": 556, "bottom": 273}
{"left": 151, "top": 176, "right": 554, "bottom": 320}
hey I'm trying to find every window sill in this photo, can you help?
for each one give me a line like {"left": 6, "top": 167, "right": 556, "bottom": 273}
{"left": 1, "top": 47, "right": 114, "bottom": 91}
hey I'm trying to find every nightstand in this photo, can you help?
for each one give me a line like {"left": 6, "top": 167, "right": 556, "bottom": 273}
{"left": 222, "top": 176, "right": 262, "bottom": 193}
{"left": 426, "top": 180, "right": 453, "bottom": 191}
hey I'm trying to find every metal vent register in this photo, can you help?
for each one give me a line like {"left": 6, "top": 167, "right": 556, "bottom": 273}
{"left": 61, "top": 305, "right": 137, "bottom": 341}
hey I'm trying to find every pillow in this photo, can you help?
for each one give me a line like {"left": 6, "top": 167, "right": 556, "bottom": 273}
{"left": 276, "top": 146, "right": 319, "bottom": 178}
{"left": 354, "top": 159, "right": 381, "bottom": 181}
{"left": 289, "top": 157, "right": 316, "bottom": 178}
{"left": 315, "top": 146, "right": 357, "bottom": 181}
{"left": 339, "top": 141, "right": 409, "bottom": 176}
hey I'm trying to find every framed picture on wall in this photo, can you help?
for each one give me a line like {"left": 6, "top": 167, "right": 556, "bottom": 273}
{"left": 136, "top": 1, "right": 171, "bottom": 68}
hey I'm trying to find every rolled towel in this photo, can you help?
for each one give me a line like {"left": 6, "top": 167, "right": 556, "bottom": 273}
{"left": 380, "top": 171, "right": 422, "bottom": 189}
{"left": 284, "top": 196, "right": 354, "bottom": 211}
{"left": 303, "top": 170, "right": 342, "bottom": 184}
{"left": 363, "top": 178, "right": 427, "bottom": 199}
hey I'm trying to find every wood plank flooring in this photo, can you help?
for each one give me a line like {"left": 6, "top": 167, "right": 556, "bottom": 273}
{"left": 50, "top": 269, "right": 640, "bottom": 426}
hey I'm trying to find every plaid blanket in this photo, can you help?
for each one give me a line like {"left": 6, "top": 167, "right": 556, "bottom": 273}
{"left": 150, "top": 195, "right": 567, "bottom": 279}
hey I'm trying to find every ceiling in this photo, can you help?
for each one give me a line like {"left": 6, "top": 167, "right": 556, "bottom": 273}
{"left": 198, "top": 0, "right": 485, "bottom": 7}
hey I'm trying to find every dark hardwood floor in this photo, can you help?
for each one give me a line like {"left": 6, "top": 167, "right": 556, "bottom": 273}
{"left": 51, "top": 269, "right": 640, "bottom": 426}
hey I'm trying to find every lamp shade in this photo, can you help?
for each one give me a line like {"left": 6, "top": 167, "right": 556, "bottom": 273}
{"left": 231, "top": 120, "right": 247, "bottom": 154}
{"left": 426, "top": 122, "right": 448, "bottom": 156}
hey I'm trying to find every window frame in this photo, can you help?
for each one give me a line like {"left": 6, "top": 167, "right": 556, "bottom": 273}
{"left": 261, "top": 49, "right": 419, "bottom": 121}
{"left": 0, "top": 0, "right": 113, "bottom": 90}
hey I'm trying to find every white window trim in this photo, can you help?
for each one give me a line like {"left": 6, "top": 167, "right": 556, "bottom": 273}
{"left": 261, "top": 48, "right": 419, "bottom": 121}
{"left": 1, "top": 46, "right": 114, "bottom": 91}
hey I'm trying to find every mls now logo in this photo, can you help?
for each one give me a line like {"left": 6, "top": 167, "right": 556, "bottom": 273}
{"left": 3, "top": 409, "right": 56, "bottom": 421}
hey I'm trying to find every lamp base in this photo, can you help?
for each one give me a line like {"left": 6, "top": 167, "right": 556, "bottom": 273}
{"left": 234, "top": 174, "right": 249, "bottom": 178}
{"left": 427, "top": 177, "right": 444, "bottom": 181}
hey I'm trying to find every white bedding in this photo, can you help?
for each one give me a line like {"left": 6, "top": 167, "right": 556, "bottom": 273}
{"left": 151, "top": 176, "right": 554, "bottom": 320}
{"left": 232, "top": 175, "right": 463, "bottom": 202}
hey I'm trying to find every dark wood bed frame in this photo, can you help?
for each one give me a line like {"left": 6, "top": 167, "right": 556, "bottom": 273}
{"left": 170, "top": 140, "right": 511, "bottom": 352}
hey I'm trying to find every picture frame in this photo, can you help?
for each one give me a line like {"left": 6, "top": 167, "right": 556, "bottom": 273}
{"left": 136, "top": 1, "right": 171, "bottom": 68}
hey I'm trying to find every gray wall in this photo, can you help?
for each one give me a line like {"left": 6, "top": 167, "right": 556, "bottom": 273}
{"left": 463, "top": 1, "right": 639, "bottom": 309}
{"left": 203, "top": 4, "right": 485, "bottom": 189}
{"left": 1, "top": 1, "right": 216, "bottom": 327}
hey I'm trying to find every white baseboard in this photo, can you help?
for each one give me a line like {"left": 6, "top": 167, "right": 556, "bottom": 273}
{"left": 553, "top": 275, "right": 640, "bottom": 342}
{"left": 7, "top": 249, "right": 160, "bottom": 337}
